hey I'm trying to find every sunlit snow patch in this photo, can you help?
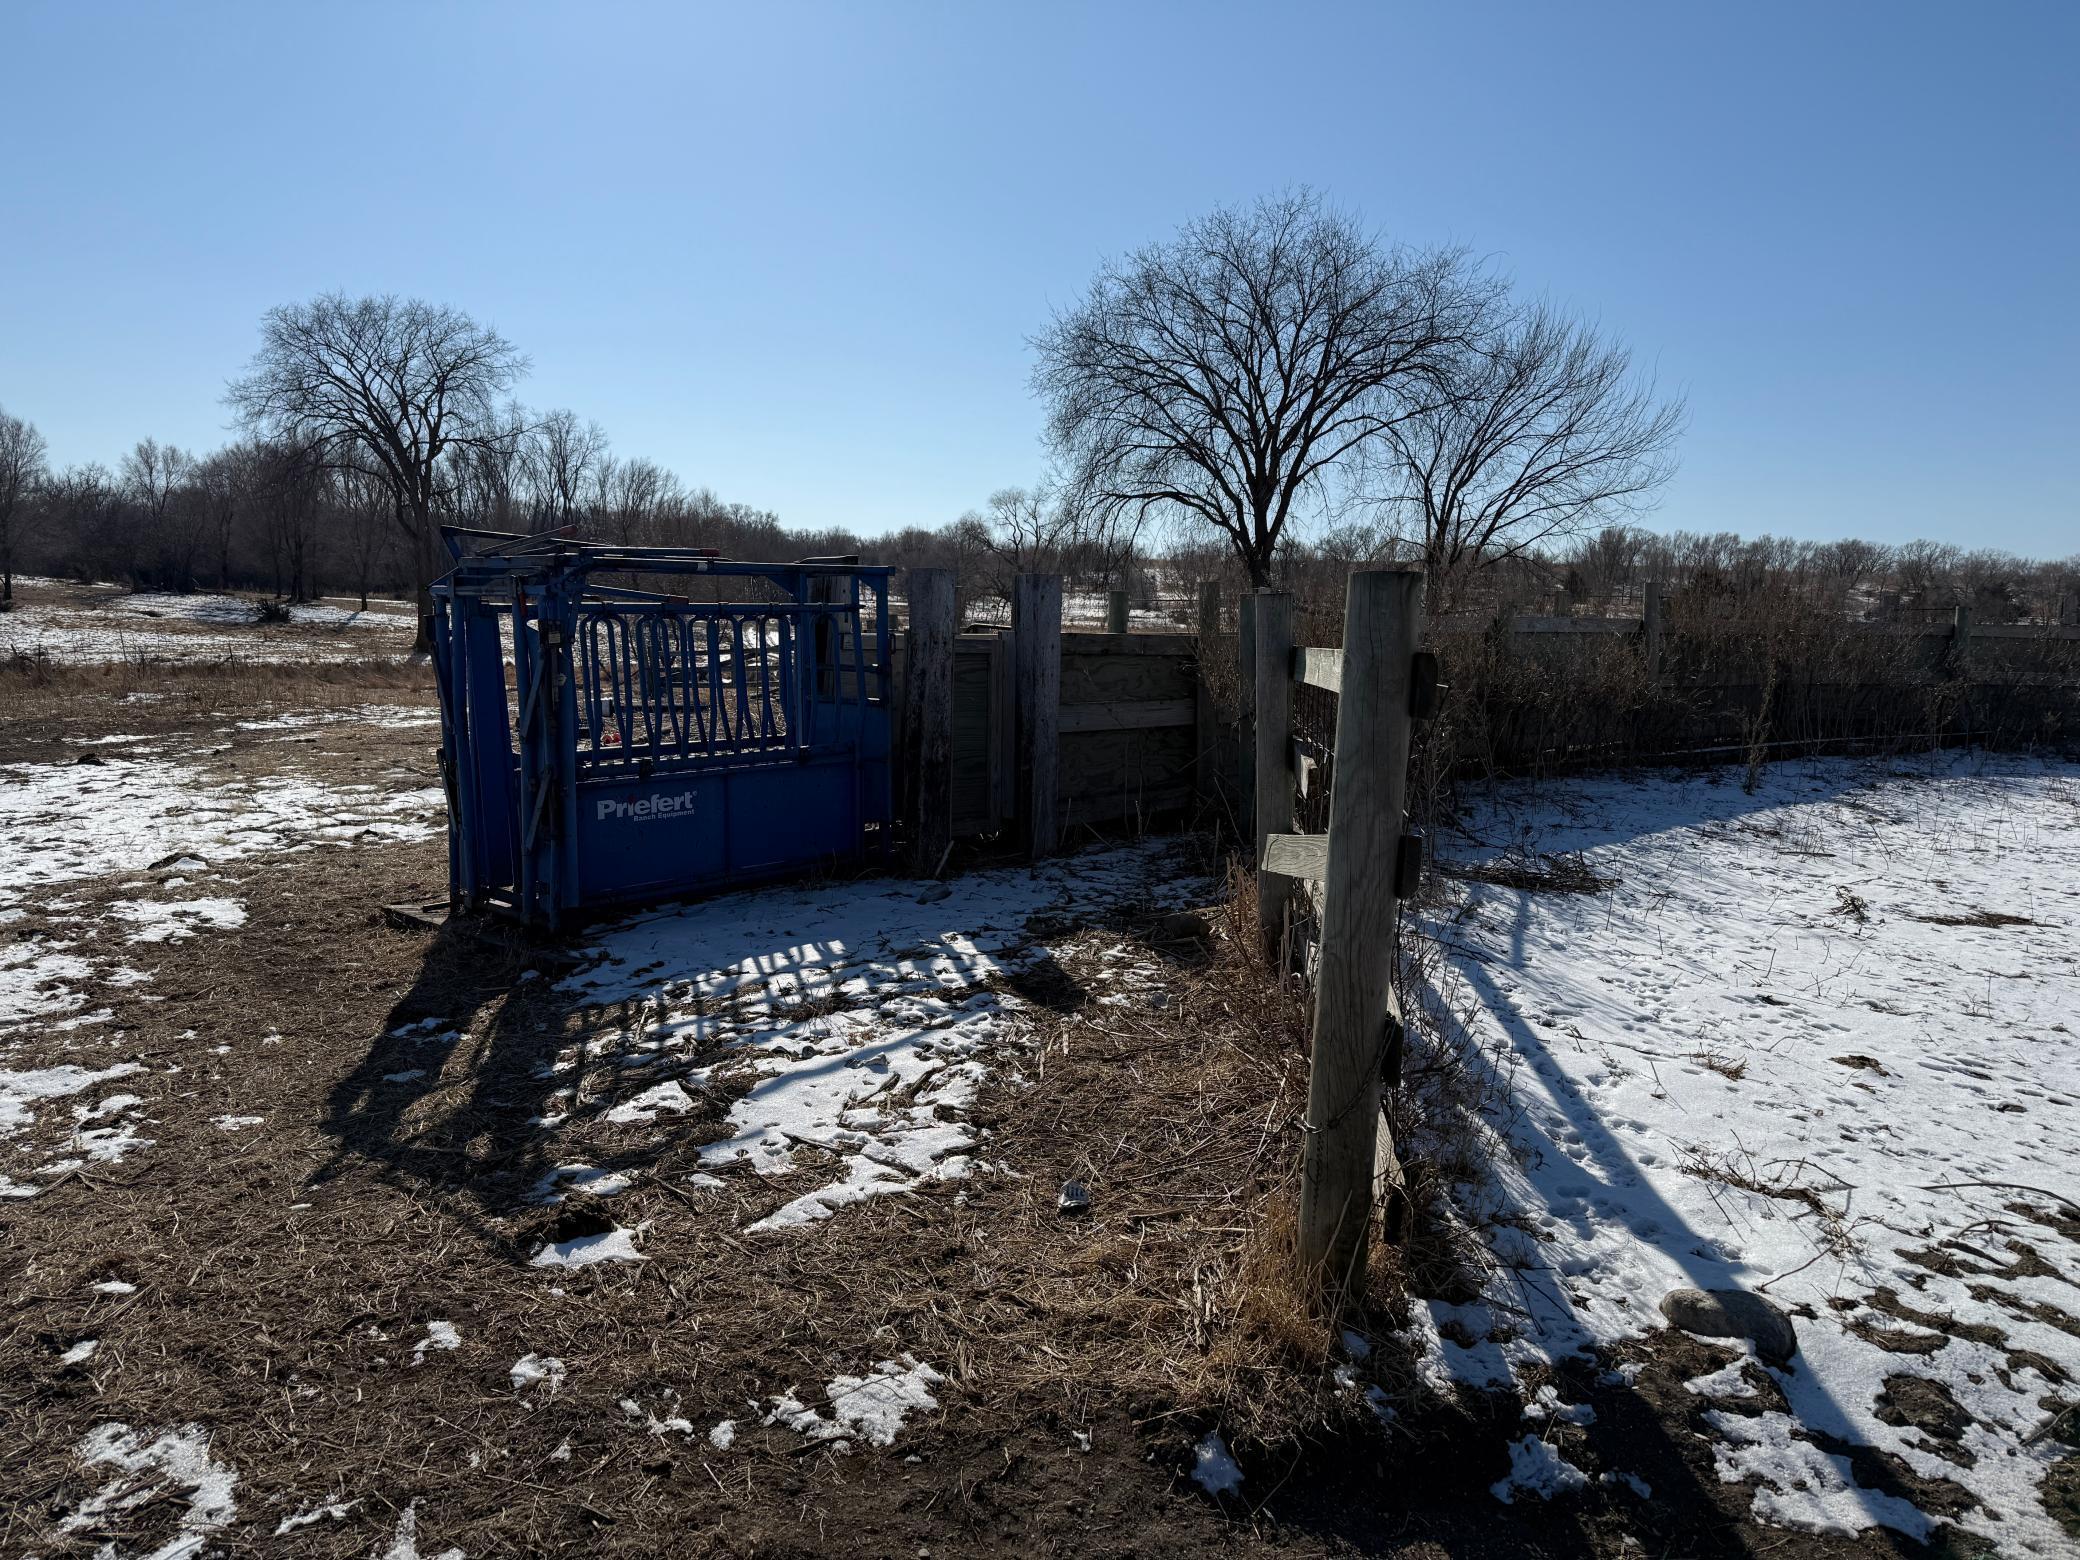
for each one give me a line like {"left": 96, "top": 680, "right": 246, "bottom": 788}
{"left": 59, "top": 1422, "right": 238, "bottom": 1556}
{"left": 765, "top": 1356, "right": 944, "bottom": 1449}
{"left": 531, "top": 1225, "right": 644, "bottom": 1268}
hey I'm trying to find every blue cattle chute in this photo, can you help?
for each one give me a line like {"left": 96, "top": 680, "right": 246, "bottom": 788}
{"left": 429, "top": 531, "right": 893, "bottom": 927}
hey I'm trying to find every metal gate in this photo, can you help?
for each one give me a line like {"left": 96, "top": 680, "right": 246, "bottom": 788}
{"left": 430, "top": 530, "right": 893, "bottom": 927}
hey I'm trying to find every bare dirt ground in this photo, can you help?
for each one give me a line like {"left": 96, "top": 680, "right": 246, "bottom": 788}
{"left": 3, "top": 638, "right": 2064, "bottom": 1558}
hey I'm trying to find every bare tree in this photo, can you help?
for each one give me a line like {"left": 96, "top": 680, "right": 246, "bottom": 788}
{"left": 959, "top": 483, "right": 1141, "bottom": 608}
{"left": 0, "top": 405, "right": 49, "bottom": 604}
{"left": 226, "top": 293, "right": 528, "bottom": 648}
{"left": 337, "top": 464, "right": 398, "bottom": 610}
{"left": 192, "top": 443, "right": 262, "bottom": 590}
{"left": 252, "top": 439, "right": 328, "bottom": 603}
{"left": 524, "top": 408, "right": 609, "bottom": 533}
{"left": 1033, "top": 191, "right": 1496, "bottom": 585}
{"left": 1378, "top": 304, "right": 1683, "bottom": 613}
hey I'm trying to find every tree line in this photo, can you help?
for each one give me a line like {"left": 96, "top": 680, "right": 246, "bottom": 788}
{"left": 3, "top": 191, "right": 2069, "bottom": 643}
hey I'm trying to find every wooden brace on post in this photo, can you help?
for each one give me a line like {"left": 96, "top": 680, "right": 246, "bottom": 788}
{"left": 1298, "top": 567, "right": 1426, "bottom": 1302}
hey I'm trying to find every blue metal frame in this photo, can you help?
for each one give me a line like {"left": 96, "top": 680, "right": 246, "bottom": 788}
{"left": 430, "top": 530, "right": 893, "bottom": 927}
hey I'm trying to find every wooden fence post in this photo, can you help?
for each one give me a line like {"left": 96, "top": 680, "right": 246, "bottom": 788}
{"left": 1299, "top": 567, "right": 1424, "bottom": 1301}
{"left": 1237, "top": 592, "right": 1258, "bottom": 846}
{"left": 1252, "top": 591, "right": 1295, "bottom": 962}
{"left": 902, "top": 567, "right": 956, "bottom": 877}
{"left": 1643, "top": 578, "right": 1663, "bottom": 680}
{"left": 1194, "top": 581, "right": 1221, "bottom": 809}
{"left": 1107, "top": 588, "right": 1129, "bottom": 635}
{"left": 1013, "top": 573, "right": 1062, "bottom": 859}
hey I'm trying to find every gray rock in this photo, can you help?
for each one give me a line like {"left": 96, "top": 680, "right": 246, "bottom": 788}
{"left": 1659, "top": 1287, "right": 1798, "bottom": 1366}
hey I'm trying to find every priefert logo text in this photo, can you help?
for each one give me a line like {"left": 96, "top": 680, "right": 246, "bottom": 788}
{"left": 596, "top": 791, "right": 699, "bottom": 823}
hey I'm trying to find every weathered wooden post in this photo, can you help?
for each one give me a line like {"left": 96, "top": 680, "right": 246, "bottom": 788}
{"left": 1643, "top": 578, "right": 1663, "bottom": 680}
{"left": 1107, "top": 588, "right": 1129, "bottom": 635}
{"left": 1237, "top": 592, "right": 1258, "bottom": 845}
{"left": 1013, "top": 573, "right": 1062, "bottom": 859}
{"left": 1194, "top": 580, "right": 1222, "bottom": 809}
{"left": 1299, "top": 567, "right": 1425, "bottom": 1302}
{"left": 902, "top": 567, "right": 956, "bottom": 877}
{"left": 1252, "top": 590, "right": 1295, "bottom": 963}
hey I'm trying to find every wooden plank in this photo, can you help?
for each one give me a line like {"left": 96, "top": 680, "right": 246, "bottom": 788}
{"left": 990, "top": 630, "right": 1013, "bottom": 828}
{"left": 1057, "top": 697, "right": 1196, "bottom": 734}
{"left": 1014, "top": 575, "right": 1062, "bottom": 859}
{"left": 1059, "top": 651, "right": 1193, "bottom": 705}
{"left": 1253, "top": 591, "right": 1295, "bottom": 962}
{"left": 902, "top": 568, "right": 956, "bottom": 875}
{"left": 1237, "top": 594, "right": 1257, "bottom": 847}
{"left": 1260, "top": 830, "right": 1327, "bottom": 881}
{"left": 1292, "top": 645, "right": 1343, "bottom": 693}
{"left": 949, "top": 648, "right": 995, "bottom": 834}
{"left": 1971, "top": 623, "right": 2080, "bottom": 640}
{"left": 1511, "top": 614, "right": 1641, "bottom": 635}
{"left": 1195, "top": 580, "right": 1221, "bottom": 807}
{"left": 1060, "top": 630, "right": 1196, "bottom": 655}
{"left": 1300, "top": 567, "right": 1424, "bottom": 1300}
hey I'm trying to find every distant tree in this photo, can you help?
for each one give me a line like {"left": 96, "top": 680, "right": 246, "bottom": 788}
{"left": 118, "top": 437, "right": 201, "bottom": 588}
{"left": 337, "top": 464, "right": 398, "bottom": 610}
{"left": 226, "top": 293, "right": 529, "bottom": 648}
{"left": 0, "top": 405, "right": 50, "bottom": 604}
{"left": 1378, "top": 304, "right": 1683, "bottom": 614}
{"left": 1033, "top": 190, "right": 1496, "bottom": 586}
{"left": 253, "top": 439, "right": 328, "bottom": 602}
{"left": 192, "top": 443, "right": 261, "bottom": 590}
{"left": 524, "top": 408, "right": 609, "bottom": 533}
{"left": 960, "top": 483, "right": 1139, "bottom": 606}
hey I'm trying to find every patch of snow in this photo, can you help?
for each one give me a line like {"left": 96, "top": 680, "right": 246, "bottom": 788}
{"left": 60, "top": 1338, "right": 100, "bottom": 1365}
{"left": 213, "top": 1114, "right": 265, "bottom": 1131}
{"left": 94, "top": 1279, "right": 139, "bottom": 1295}
{"left": 1490, "top": 1435, "right": 1590, "bottom": 1503}
{"left": 0, "top": 1061, "right": 142, "bottom": 1134}
{"left": 1190, "top": 1431, "right": 1243, "bottom": 1496}
{"left": 60, "top": 1422, "right": 238, "bottom": 1557}
{"left": 708, "top": 1419, "right": 736, "bottom": 1449}
{"left": 377, "top": 1499, "right": 465, "bottom": 1560}
{"left": 527, "top": 1164, "right": 635, "bottom": 1203}
{"left": 1706, "top": 1409, "right": 1933, "bottom": 1540}
{"left": 108, "top": 897, "right": 247, "bottom": 943}
{"left": 510, "top": 1353, "right": 566, "bottom": 1392}
{"left": 409, "top": 1320, "right": 460, "bottom": 1365}
{"left": 531, "top": 1225, "right": 644, "bottom": 1268}
{"left": 275, "top": 1498, "right": 358, "bottom": 1534}
{"left": 1421, "top": 753, "right": 2080, "bottom": 1550}
{"left": 556, "top": 842, "right": 1201, "bottom": 1233}
{"left": 765, "top": 1356, "right": 944, "bottom": 1449}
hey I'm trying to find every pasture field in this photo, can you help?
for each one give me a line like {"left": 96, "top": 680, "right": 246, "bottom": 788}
{"left": 3, "top": 589, "right": 2076, "bottom": 1558}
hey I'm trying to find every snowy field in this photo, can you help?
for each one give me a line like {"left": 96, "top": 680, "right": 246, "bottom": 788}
{"left": 8, "top": 587, "right": 2075, "bottom": 1558}
{"left": 0, "top": 579, "right": 417, "bottom": 663}
{"left": 1421, "top": 753, "right": 2080, "bottom": 1552}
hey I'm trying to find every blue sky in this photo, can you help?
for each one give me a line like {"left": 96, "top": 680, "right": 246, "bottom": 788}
{"left": 3, "top": 0, "right": 2074, "bottom": 554}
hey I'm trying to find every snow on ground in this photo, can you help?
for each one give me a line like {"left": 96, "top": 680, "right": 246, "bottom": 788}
{"left": 763, "top": 1356, "right": 946, "bottom": 1450}
{"left": 0, "top": 587, "right": 415, "bottom": 664}
{"left": 1416, "top": 752, "right": 2080, "bottom": 1551}
{"left": 555, "top": 839, "right": 1198, "bottom": 1230}
{"left": 57, "top": 1422, "right": 239, "bottom": 1557}
{"left": 0, "top": 755, "right": 442, "bottom": 917}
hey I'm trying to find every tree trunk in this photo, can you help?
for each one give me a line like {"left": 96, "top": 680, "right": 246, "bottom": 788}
{"left": 411, "top": 500, "right": 438, "bottom": 654}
